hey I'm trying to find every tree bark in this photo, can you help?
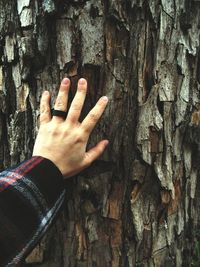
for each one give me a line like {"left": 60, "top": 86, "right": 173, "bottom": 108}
{"left": 0, "top": 0, "right": 200, "bottom": 266}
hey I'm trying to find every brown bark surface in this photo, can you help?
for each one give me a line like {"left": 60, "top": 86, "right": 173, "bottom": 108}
{"left": 0, "top": 0, "right": 200, "bottom": 266}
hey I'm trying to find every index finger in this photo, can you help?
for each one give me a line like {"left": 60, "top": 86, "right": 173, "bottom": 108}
{"left": 81, "top": 96, "right": 108, "bottom": 134}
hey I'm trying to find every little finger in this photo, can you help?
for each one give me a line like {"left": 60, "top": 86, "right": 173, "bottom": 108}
{"left": 40, "top": 91, "right": 51, "bottom": 125}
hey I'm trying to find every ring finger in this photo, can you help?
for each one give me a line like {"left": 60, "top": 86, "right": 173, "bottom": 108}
{"left": 52, "top": 78, "right": 70, "bottom": 122}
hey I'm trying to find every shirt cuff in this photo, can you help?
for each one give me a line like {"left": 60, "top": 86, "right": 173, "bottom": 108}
{"left": 0, "top": 156, "right": 65, "bottom": 266}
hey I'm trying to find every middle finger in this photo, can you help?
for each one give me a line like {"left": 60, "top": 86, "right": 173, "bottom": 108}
{"left": 66, "top": 78, "right": 87, "bottom": 124}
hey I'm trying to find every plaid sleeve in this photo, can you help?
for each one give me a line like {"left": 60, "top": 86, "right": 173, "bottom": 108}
{"left": 0, "top": 156, "right": 65, "bottom": 266}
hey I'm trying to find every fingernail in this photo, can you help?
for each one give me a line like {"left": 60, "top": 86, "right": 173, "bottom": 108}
{"left": 43, "top": 91, "right": 49, "bottom": 96}
{"left": 104, "top": 140, "right": 109, "bottom": 146}
{"left": 79, "top": 78, "right": 86, "bottom": 84}
{"left": 62, "top": 78, "right": 70, "bottom": 85}
{"left": 102, "top": 96, "right": 108, "bottom": 102}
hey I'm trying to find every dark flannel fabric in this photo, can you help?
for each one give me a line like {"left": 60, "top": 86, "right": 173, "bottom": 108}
{"left": 0, "top": 156, "right": 65, "bottom": 266}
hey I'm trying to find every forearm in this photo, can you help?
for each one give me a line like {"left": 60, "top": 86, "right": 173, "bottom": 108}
{"left": 0, "top": 156, "right": 65, "bottom": 266}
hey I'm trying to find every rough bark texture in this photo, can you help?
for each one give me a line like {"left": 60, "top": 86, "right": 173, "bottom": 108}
{"left": 1, "top": 0, "right": 200, "bottom": 266}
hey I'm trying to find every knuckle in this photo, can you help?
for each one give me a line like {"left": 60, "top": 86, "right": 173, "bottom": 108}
{"left": 56, "top": 102, "right": 64, "bottom": 108}
{"left": 68, "top": 116, "right": 76, "bottom": 124}
{"left": 41, "top": 94, "right": 48, "bottom": 101}
{"left": 84, "top": 156, "right": 92, "bottom": 167}
{"left": 63, "top": 127, "right": 69, "bottom": 135}
{"left": 89, "top": 113, "right": 98, "bottom": 122}
{"left": 60, "top": 84, "right": 69, "bottom": 91}
{"left": 72, "top": 103, "right": 80, "bottom": 111}
{"left": 75, "top": 135, "right": 84, "bottom": 144}
{"left": 40, "top": 113, "right": 46, "bottom": 120}
{"left": 40, "top": 106, "right": 49, "bottom": 114}
{"left": 55, "top": 96, "right": 65, "bottom": 109}
{"left": 83, "top": 126, "right": 90, "bottom": 134}
{"left": 98, "top": 147, "right": 104, "bottom": 154}
{"left": 48, "top": 124, "right": 59, "bottom": 135}
{"left": 62, "top": 125, "right": 70, "bottom": 135}
{"left": 51, "top": 129, "right": 59, "bottom": 136}
{"left": 74, "top": 129, "right": 85, "bottom": 143}
{"left": 78, "top": 85, "right": 86, "bottom": 92}
{"left": 39, "top": 116, "right": 46, "bottom": 124}
{"left": 82, "top": 122, "right": 92, "bottom": 134}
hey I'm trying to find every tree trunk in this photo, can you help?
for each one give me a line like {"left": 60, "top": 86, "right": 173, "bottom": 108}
{"left": 1, "top": 0, "right": 200, "bottom": 266}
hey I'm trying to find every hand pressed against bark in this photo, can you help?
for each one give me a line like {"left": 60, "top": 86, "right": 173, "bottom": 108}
{"left": 33, "top": 78, "right": 109, "bottom": 178}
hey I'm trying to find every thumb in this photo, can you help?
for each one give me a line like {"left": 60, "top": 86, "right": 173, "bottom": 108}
{"left": 84, "top": 140, "right": 109, "bottom": 166}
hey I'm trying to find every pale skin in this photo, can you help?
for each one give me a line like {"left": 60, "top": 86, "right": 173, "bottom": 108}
{"left": 33, "top": 78, "right": 109, "bottom": 178}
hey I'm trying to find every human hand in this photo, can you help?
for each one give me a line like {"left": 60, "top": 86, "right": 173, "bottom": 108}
{"left": 32, "top": 78, "right": 109, "bottom": 178}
